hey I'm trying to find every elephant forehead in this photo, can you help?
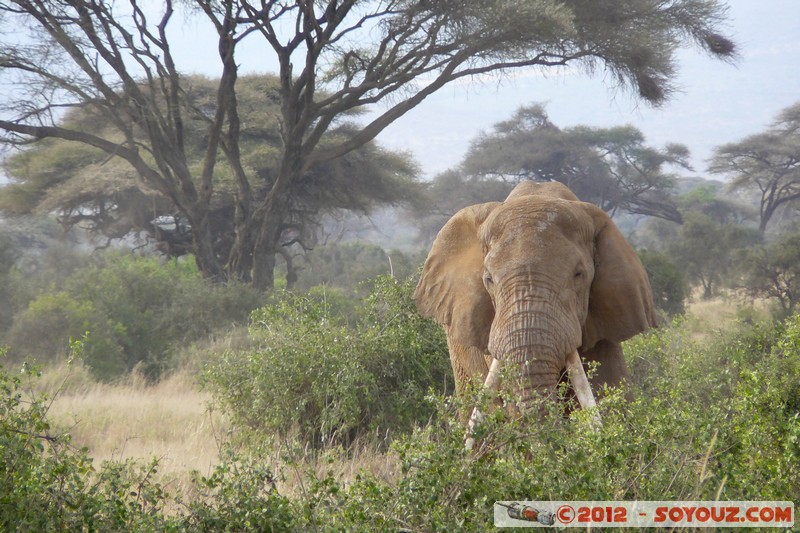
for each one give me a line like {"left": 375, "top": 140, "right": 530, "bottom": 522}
{"left": 482, "top": 198, "right": 591, "bottom": 246}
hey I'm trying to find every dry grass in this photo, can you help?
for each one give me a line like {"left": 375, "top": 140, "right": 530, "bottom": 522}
{"left": 41, "top": 364, "right": 227, "bottom": 495}
{"left": 683, "top": 290, "right": 771, "bottom": 340}
{"left": 39, "top": 359, "right": 399, "bottom": 500}
{"left": 261, "top": 436, "right": 401, "bottom": 499}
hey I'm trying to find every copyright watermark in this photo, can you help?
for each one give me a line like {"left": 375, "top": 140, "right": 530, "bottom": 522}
{"left": 494, "top": 501, "right": 795, "bottom": 528}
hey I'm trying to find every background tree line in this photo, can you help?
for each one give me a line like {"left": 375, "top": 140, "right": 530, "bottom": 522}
{"left": 7, "top": 98, "right": 800, "bottom": 319}
{"left": 3, "top": 99, "right": 800, "bottom": 380}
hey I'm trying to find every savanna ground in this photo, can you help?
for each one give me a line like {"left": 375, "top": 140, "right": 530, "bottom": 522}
{"left": 40, "top": 363, "right": 400, "bottom": 501}
{"left": 4, "top": 281, "right": 799, "bottom": 531}
{"left": 40, "top": 368, "right": 225, "bottom": 498}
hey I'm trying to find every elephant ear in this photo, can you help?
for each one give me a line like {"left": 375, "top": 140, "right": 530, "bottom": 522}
{"left": 415, "top": 202, "right": 499, "bottom": 349}
{"left": 581, "top": 204, "right": 658, "bottom": 350}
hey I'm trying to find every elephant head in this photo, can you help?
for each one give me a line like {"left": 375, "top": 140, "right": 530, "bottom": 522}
{"left": 415, "top": 181, "right": 657, "bottom": 415}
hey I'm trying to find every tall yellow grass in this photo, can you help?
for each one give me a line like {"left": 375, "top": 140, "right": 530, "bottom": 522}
{"left": 684, "top": 289, "right": 770, "bottom": 340}
{"left": 42, "top": 364, "right": 227, "bottom": 494}
{"left": 40, "top": 361, "right": 399, "bottom": 499}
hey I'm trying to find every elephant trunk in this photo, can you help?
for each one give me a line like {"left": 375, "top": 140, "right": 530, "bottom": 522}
{"left": 488, "top": 293, "right": 583, "bottom": 404}
{"left": 465, "top": 351, "right": 599, "bottom": 449}
{"left": 465, "top": 281, "right": 598, "bottom": 449}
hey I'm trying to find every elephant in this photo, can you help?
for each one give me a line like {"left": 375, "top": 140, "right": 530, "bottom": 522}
{"left": 414, "top": 181, "right": 657, "bottom": 425}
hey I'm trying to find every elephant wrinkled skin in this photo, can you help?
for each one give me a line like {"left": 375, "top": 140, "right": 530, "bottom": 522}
{"left": 415, "top": 181, "right": 657, "bottom": 416}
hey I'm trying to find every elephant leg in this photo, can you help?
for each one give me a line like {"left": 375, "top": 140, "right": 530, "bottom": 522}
{"left": 445, "top": 333, "right": 491, "bottom": 392}
{"left": 445, "top": 332, "right": 491, "bottom": 421}
{"left": 580, "top": 340, "right": 633, "bottom": 399}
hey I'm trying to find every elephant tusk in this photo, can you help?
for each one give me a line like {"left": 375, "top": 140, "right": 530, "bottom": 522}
{"left": 565, "top": 350, "right": 602, "bottom": 428}
{"left": 466, "top": 357, "right": 502, "bottom": 450}
{"left": 483, "top": 356, "right": 503, "bottom": 391}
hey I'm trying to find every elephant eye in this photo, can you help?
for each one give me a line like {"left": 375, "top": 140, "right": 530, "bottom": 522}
{"left": 483, "top": 273, "right": 494, "bottom": 288}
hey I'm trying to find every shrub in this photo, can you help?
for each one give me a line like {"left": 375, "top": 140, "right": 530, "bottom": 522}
{"left": 6, "top": 252, "right": 263, "bottom": 381}
{"left": 0, "top": 345, "right": 332, "bottom": 531}
{"left": 295, "top": 317, "right": 800, "bottom": 530}
{"left": 0, "top": 344, "right": 175, "bottom": 531}
{"left": 3, "top": 307, "right": 800, "bottom": 531}
{"left": 204, "top": 312, "right": 800, "bottom": 530}
{"left": 638, "top": 249, "right": 688, "bottom": 318}
{"left": 203, "top": 275, "right": 451, "bottom": 447}
{"left": 5, "top": 239, "right": 92, "bottom": 320}
{"left": 181, "top": 446, "right": 301, "bottom": 531}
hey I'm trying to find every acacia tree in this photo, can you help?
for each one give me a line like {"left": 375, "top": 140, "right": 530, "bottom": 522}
{"left": 461, "top": 104, "right": 689, "bottom": 222}
{"left": 0, "top": 0, "right": 735, "bottom": 289}
{"left": 670, "top": 210, "right": 758, "bottom": 299}
{"left": 0, "top": 75, "right": 420, "bottom": 285}
{"left": 710, "top": 102, "right": 800, "bottom": 235}
{"left": 633, "top": 181, "right": 758, "bottom": 301}
{"left": 737, "top": 232, "right": 800, "bottom": 317}
{"left": 417, "top": 104, "right": 691, "bottom": 239}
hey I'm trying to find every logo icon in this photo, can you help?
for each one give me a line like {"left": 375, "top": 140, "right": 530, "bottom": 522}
{"left": 497, "top": 502, "right": 555, "bottom": 525}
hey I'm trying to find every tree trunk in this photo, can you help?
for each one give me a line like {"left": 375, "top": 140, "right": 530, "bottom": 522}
{"left": 278, "top": 247, "right": 299, "bottom": 290}
{"left": 702, "top": 280, "right": 714, "bottom": 300}
{"left": 250, "top": 183, "right": 292, "bottom": 291}
{"left": 245, "top": 110, "right": 308, "bottom": 288}
{"left": 227, "top": 217, "right": 255, "bottom": 283}
{"left": 190, "top": 212, "right": 226, "bottom": 281}
{"left": 759, "top": 212, "right": 771, "bottom": 236}
{"left": 251, "top": 244, "right": 277, "bottom": 291}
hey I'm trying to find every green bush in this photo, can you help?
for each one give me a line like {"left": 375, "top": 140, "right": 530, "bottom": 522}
{"left": 3, "top": 306, "right": 799, "bottom": 531}
{"left": 203, "top": 275, "right": 451, "bottom": 447}
{"left": 638, "top": 249, "right": 688, "bottom": 318}
{"left": 12, "top": 293, "right": 129, "bottom": 378}
{"left": 0, "top": 345, "right": 175, "bottom": 531}
{"left": 6, "top": 252, "right": 263, "bottom": 381}
{"left": 293, "top": 316, "right": 800, "bottom": 530}
{"left": 0, "top": 338, "right": 317, "bottom": 532}
{"left": 181, "top": 445, "right": 302, "bottom": 531}
{"left": 202, "top": 279, "right": 798, "bottom": 525}
{"left": 4, "top": 238, "right": 92, "bottom": 328}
